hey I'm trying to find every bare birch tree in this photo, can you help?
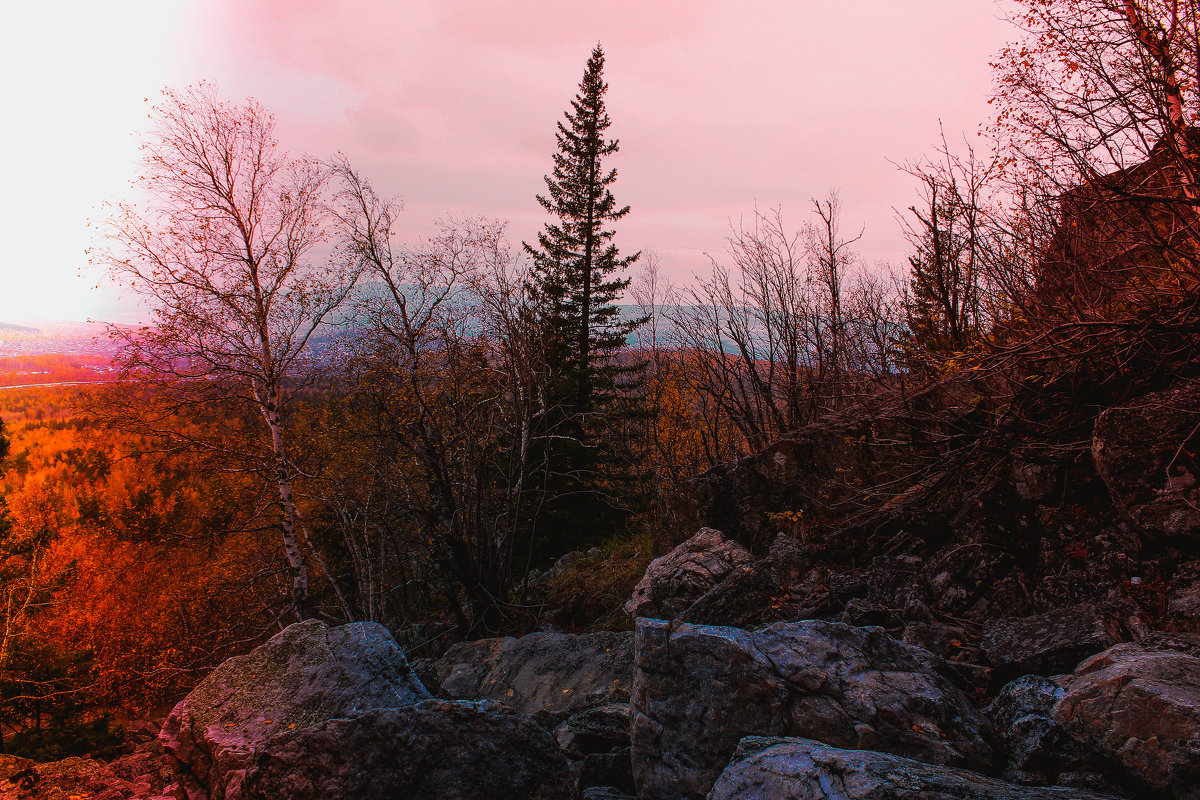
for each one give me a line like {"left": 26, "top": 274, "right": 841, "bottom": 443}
{"left": 93, "top": 84, "right": 364, "bottom": 617}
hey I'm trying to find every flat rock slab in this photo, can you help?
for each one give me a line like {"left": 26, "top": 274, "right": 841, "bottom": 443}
{"left": 631, "top": 618, "right": 993, "bottom": 800}
{"left": 980, "top": 604, "right": 1117, "bottom": 680}
{"left": 240, "top": 700, "right": 573, "bottom": 800}
{"left": 432, "top": 630, "right": 632, "bottom": 717}
{"left": 709, "top": 737, "right": 1121, "bottom": 800}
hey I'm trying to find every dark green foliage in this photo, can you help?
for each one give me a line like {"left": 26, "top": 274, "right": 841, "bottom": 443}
{"left": 523, "top": 45, "right": 646, "bottom": 555}
{"left": 905, "top": 196, "right": 981, "bottom": 359}
{"left": 0, "top": 643, "right": 121, "bottom": 761}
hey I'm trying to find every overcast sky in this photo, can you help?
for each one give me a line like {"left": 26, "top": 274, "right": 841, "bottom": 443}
{"left": 0, "top": 0, "right": 1015, "bottom": 324}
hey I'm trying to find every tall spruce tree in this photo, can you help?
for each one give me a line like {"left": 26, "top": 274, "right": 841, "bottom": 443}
{"left": 524, "top": 44, "right": 643, "bottom": 550}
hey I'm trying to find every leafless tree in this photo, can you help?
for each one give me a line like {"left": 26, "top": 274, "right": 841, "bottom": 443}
{"left": 898, "top": 132, "right": 998, "bottom": 359}
{"left": 995, "top": 0, "right": 1200, "bottom": 194}
{"left": 93, "top": 84, "right": 364, "bottom": 617}
{"left": 325, "top": 163, "right": 553, "bottom": 632}
{"left": 669, "top": 199, "right": 897, "bottom": 452}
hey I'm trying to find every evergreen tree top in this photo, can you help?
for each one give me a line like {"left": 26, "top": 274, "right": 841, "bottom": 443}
{"left": 522, "top": 41, "right": 644, "bottom": 414}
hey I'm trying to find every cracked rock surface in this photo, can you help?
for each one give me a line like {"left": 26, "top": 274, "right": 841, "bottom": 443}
{"left": 1054, "top": 642, "right": 1200, "bottom": 799}
{"left": 630, "top": 618, "right": 993, "bottom": 800}
{"left": 709, "top": 737, "right": 1120, "bottom": 800}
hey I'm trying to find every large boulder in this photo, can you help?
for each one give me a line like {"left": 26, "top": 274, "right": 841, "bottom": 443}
{"left": 160, "top": 621, "right": 575, "bottom": 800}
{"left": 986, "top": 675, "right": 1070, "bottom": 786}
{"left": 676, "top": 533, "right": 813, "bottom": 629}
{"left": 1054, "top": 641, "right": 1200, "bottom": 798}
{"left": 1093, "top": 380, "right": 1200, "bottom": 539}
{"left": 624, "top": 528, "right": 753, "bottom": 619}
{"left": 430, "top": 630, "right": 632, "bottom": 720}
{"left": 985, "top": 675, "right": 1125, "bottom": 792}
{"left": 239, "top": 700, "right": 572, "bottom": 800}
{"left": 980, "top": 604, "right": 1118, "bottom": 682}
{"left": 160, "top": 619, "right": 429, "bottom": 798}
{"left": 709, "top": 737, "right": 1120, "bottom": 800}
{"left": 631, "top": 618, "right": 993, "bottom": 800}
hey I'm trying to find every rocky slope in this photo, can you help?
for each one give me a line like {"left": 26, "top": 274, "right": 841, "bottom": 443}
{"left": 9, "top": 381, "right": 1200, "bottom": 799}
{"left": 11, "top": 532, "right": 1200, "bottom": 799}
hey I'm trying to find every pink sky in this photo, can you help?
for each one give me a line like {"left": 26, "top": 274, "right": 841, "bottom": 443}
{"left": 0, "top": 0, "right": 1014, "bottom": 323}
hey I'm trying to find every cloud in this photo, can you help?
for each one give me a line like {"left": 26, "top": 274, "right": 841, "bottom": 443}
{"left": 4, "top": 0, "right": 1017, "bottom": 321}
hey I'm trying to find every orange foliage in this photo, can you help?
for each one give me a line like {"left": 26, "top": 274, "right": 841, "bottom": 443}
{"left": 0, "top": 385, "right": 281, "bottom": 717}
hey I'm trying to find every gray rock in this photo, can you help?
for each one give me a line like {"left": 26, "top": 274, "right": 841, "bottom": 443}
{"left": 1168, "top": 562, "right": 1200, "bottom": 625}
{"left": 840, "top": 597, "right": 903, "bottom": 629}
{"left": 554, "top": 703, "right": 631, "bottom": 758}
{"left": 160, "top": 619, "right": 429, "bottom": 799}
{"left": 902, "top": 621, "right": 967, "bottom": 660}
{"left": 709, "top": 737, "right": 1120, "bottom": 800}
{"left": 0, "top": 747, "right": 174, "bottom": 800}
{"left": 1093, "top": 381, "right": 1200, "bottom": 539}
{"left": 556, "top": 704, "right": 634, "bottom": 794}
{"left": 581, "top": 788, "right": 633, "bottom": 800}
{"left": 431, "top": 630, "right": 632, "bottom": 719}
{"left": 240, "top": 700, "right": 573, "bottom": 800}
{"left": 1013, "top": 460, "right": 1057, "bottom": 502}
{"left": 980, "top": 604, "right": 1117, "bottom": 680}
{"left": 624, "top": 528, "right": 753, "bottom": 619}
{"left": 986, "top": 675, "right": 1081, "bottom": 786}
{"left": 1136, "top": 630, "right": 1200, "bottom": 656}
{"left": 631, "top": 618, "right": 993, "bottom": 800}
{"left": 1054, "top": 642, "right": 1200, "bottom": 799}
{"left": 676, "top": 533, "right": 811, "bottom": 629}
{"left": 923, "top": 546, "right": 1030, "bottom": 620}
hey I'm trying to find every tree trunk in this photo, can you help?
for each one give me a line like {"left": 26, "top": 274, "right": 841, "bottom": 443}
{"left": 262, "top": 394, "right": 310, "bottom": 617}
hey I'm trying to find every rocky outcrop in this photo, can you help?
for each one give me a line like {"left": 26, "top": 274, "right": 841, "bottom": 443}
{"left": 239, "top": 700, "right": 572, "bottom": 800}
{"left": 159, "top": 620, "right": 576, "bottom": 800}
{"left": 708, "top": 737, "right": 1119, "bottom": 800}
{"left": 675, "top": 533, "right": 812, "bottom": 629}
{"left": 160, "top": 619, "right": 429, "bottom": 799}
{"left": 624, "top": 528, "right": 753, "bottom": 620}
{"left": 980, "top": 605, "right": 1118, "bottom": 682}
{"left": 1054, "top": 641, "right": 1200, "bottom": 798}
{"left": 1093, "top": 380, "right": 1200, "bottom": 540}
{"left": 631, "top": 618, "right": 993, "bottom": 800}
{"left": 430, "top": 630, "right": 632, "bottom": 720}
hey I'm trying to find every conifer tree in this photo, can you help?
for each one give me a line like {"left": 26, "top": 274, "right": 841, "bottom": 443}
{"left": 524, "top": 44, "right": 643, "bottom": 548}
{"left": 526, "top": 44, "right": 641, "bottom": 424}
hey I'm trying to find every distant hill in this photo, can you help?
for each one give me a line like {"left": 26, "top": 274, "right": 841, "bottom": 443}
{"left": 0, "top": 322, "right": 40, "bottom": 334}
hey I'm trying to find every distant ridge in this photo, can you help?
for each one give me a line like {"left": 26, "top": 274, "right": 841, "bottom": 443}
{"left": 0, "top": 322, "right": 40, "bottom": 334}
